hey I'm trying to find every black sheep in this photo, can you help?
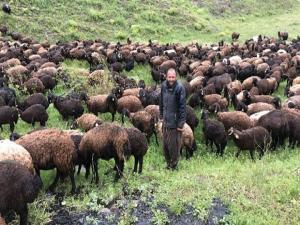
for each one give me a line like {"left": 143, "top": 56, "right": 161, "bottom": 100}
{"left": 19, "top": 104, "right": 48, "bottom": 127}
{"left": 186, "top": 105, "right": 199, "bottom": 132}
{"left": 49, "top": 94, "right": 84, "bottom": 120}
{"left": 18, "top": 93, "right": 49, "bottom": 111}
{"left": 0, "top": 106, "right": 18, "bottom": 132}
{"left": 0, "top": 87, "right": 17, "bottom": 106}
{"left": 0, "top": 161, "right": 42, "bottom": 225}
{"left": 2, "top": 3, "right": 11, "bottom": 14}
{"left": 39, "top": 75, "right": 56, "bottom": 90}
{"left": 201, "top": 110, "right": 227, "bottom": 156}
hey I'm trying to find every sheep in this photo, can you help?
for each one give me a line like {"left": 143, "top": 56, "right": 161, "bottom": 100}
{"left": 253, "top": 77, "right": 278, "bottom": 95}
{"left": 125, "top": 127, "right": 148, "bottom": 173}
{"left": 0, "top": 161, "right": 42, "bottom": 225}
{"left": 39, "top": 75, "right": 56, "bottom": 90}
{"left": 201, "top": 110, "right": 227, "bottom": 156}
{"left": 144, "top": 104, "right": 159, "bottom": 120}
{"left": 155, "top": 121, "right": 196, "bottom": 159}
{"left": 79, "top": 123, "right": 130, "bottom": 183}
{"left": 86, "top": 94, "right": 118, "bottom": 121}
{"left": 247, "top": 94, "right": 281, "bottom": 108}
{"left": 278, "top": 31, "right": 288, "bottom": 41}
{"left": 16, "top": 129, "right": 77, "bottom": 193}
{"left": 24, "top": 77, "right": 45, "bottom": 94}
{"left": 283, "top": 96, "right": 300, "bottom": 109}
{"left": 237, "top": 102, "right": 276, "bottom": 115}
{"left": 50, "top": 94, "right": 84, "bottom": 120}
{"left": 2, "top": 3, "right": 11, "bottom": 14}
{"left": 5, "top": 65, "right": 29, "bottom": 85}
{"left": 117, "top": 95, "right": 143, "bottom": 113}
{"left": 122, "top": 109, "right": 157, "bottom": 144}
{"left": 0, "top": 86, "right": 17, "bottom": 106}
{"left": 282, "top": 110, "right": 300, "bottom": 148}
{"left": 19, "top": 104, "right": 48, "bottom": 127}
{"left": 228, "top": 126, "right": 271, "bottom": 160}
{"left": 249, "top": 110, "right": 272, "bottom": 126}
{"left": 203, "top": 94, "right": 228, "bottom": 111}
{"left": 257, "top": 110, "right": 289, "bottom": 150}
{"left": 0, "top": 106, "right": 18, "bottom": 132}
{"left": 232, "top": 32, "right": 240, "bottom": 41}
{"left": 217, "top": 111, "right": 253, "bottom": 131}
{"left": 287, "top": 84, "right": 300, "bottom": 96}
{"left": 122, "top": 88, "right": 141, "bottom": 97}
{"left": 0, "top": 140, "right": 34, "bottom": 174}
{"left": 71, "top": 113, "right": 102, "bottom": 132}
{"left": 17, "top": 93, "right": 49, "bottom": 111}
{"left": 186, "top": 105, "right": 199, "bottom": 132}
{"left": 242, "top": 76, "right": 261, "bottom": 90}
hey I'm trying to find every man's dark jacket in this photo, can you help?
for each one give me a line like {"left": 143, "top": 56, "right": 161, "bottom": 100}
{"left": 159, "top": 80, "right": 186, "bottom": 129}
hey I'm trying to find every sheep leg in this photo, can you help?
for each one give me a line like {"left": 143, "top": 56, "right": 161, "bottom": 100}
{"left": 133, "top": 156, "right": 138, "bottom": 173}
{"left": 18, "top": 205, "right": 28, "bottom": 225}
{"left": 40, "top": 120, "right": 46, "bottom": 127}
{"left": 154, "top": 130, "right": 159, "bottom": 146}
{"left": 70, "top": 170, "right": 76, "bottom": 194}
{"left": 114, "top": 158, "right": 124, "bottom": 181}
{"left": 250, "top": 149, "right": 255, "bottom": 161}
{"left": 77, "top": 164, "right": 82, "bottom": 176}
{"left": 85, "top": 163, "right": 91, "bottom": 179}
{"left": 9, "top": 123, "right": 14, "bottom": 133}
{"left": 235, "top": 149, "right": 242, "bottom": 158}
{"left": 48, "top": 170, "right": 60, "bottom": 192}
{"left": 138, "top": 156, "right": 143, "bottom": 174}
{"left": 259, "top": 148, "right": 264, "bottom": 160}
{"left": 111, "top": 113, "right": 115, "bottom": 122}
{"left": 93, "top": 158, "right": 99, "bottom": 184}
{"left": 0, "top": 124, "right": 3, "bottom": 131}
{"left": 31, "top": 121, "right": 35, "bottom": 128}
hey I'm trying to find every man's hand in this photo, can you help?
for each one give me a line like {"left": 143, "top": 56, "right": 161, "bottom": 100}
{"left": 177, "top": 127, "right": 184, "bottom": 132}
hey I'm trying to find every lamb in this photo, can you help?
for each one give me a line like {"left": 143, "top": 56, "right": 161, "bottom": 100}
{"left": 0, "top": 161, "right": 42, "bottom": 225}
{"left": 201, "top": 110, "right": 227, "bottom": 156}
{"left": 0, "top": 140, "right": 34, "bottom": 174}
{"left": 79, "top": 123, "right": 130, "bottom": 183}
{"left": 228, "top": 126, "right": 271, "bottom": 160}
{"left": 19, "top": 104, "right": 48, "bottom": 127}
{"left": 122, "top": 109, "right": 157, "bottom": 144}
{"left": 125, "top": 127, "right": 148, "bottom": 173}
{"left": 17, "top": 93, "right": 49, "bottom": 111}
{"left": 86, "top": 94, "right": 118, "bottom": 121}
{"left": 117, "top": 95, "right": 143, "bottom": 113}
{"left": 156, "top": 121, "right": 196, "bottom": 159}
{"left": 71, "top": 113, "right": 102, "bottom": 132}
{"left": 0, "top": 106, "right": 18, "bottom": 132}
{"left": 217, "top": 111, "right": 253, "bottom": 131}
{"left": 16, "top": 129, "right": 77, "bottom": 193}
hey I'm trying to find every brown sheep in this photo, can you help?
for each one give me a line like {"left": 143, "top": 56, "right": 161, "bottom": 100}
{"left": 203, "top": 94, "right": 228, "bottom": 111}
{"left": 242, "top": 76, "right": 261, "bottom": 90}
{"left": 156, "top": 122, "right": 196, "bottom": 159}
{"left": 79, "top": 123, "right": 130, "bottom": 183}
{"left": 5, "top": 65, "right": 29, "bottom": 85}
{"left": 71, "top": 113, "right": 102, "bottom": 132}
{"left": 217, "top": 111, "right": 253, "bottom": 131}
{"left": 86, "top": 94, "right": 118, "bottom": 121}
{"left": 122, "top": 109, "right": 156, "bottom": 144}
{"left": 144, "top": 105, "right": 159, "bottom": 120}
{"left": 122, "top": 88, "right": 141, "bottom": 97}
{"left": 24, "top": 77, "right": 45, "bottom": 94}
{"left": 16, "top": 129, "right": 77, "bottom": 194}
{"left": 117, "top": 95, "right": 143, "bottom": 113}
{"left": 241, "top": 102, "right": 276, "bottom": 115}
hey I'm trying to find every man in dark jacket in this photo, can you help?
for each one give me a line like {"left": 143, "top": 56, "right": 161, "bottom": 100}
{"left": 159, "top": 68, "right": 186, "bottom": 170}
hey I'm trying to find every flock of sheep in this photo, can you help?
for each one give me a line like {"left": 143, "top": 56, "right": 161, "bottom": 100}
{"left": 0, "top": 25, "right": 300, "bottom": 225}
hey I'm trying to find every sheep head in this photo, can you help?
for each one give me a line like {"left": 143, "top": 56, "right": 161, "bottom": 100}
{"left": 228, "top": 127, "right": 240, "bottom": 139}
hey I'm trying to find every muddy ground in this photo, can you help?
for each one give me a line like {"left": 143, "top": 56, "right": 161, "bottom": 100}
{"left": 46, "top": 189, "right": 229, "bottom": 225}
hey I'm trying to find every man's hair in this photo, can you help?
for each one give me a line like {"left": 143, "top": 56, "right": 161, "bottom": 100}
{"left": 166, "top": 68, "right": 176, "bottom": 76}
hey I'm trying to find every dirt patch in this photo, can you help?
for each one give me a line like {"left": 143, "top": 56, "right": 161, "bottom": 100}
{"left": 47, "top": 191, "right": 229, "bottom": 225}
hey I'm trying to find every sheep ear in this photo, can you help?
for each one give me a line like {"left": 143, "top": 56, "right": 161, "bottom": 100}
{"left": 234, "top": 133, "right": 239, "bottom": 139}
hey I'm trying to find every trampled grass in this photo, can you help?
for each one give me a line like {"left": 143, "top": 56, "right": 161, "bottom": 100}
{"left": 1, "top": 0, "right": 300, "bottom": 224}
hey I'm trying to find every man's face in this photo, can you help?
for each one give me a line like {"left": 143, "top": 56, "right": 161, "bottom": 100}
{"left": 166, "top": 70, "right": 176, "bottom": 86}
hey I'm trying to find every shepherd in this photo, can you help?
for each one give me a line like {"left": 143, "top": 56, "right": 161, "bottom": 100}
{"left": 159, "top": 68, "right": 186, "bottom": 170}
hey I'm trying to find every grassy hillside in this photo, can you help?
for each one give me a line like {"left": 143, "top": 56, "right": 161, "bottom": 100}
{"left": 0, "top": 0, "right": 300, "bottom": 43}
{"left": 1, "top": 1, "right": 300, "bottom": 225}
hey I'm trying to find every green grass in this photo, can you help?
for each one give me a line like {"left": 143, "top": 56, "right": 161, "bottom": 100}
{"left": 0, "top": 0, "right": 299, "bottom": 43}
{"left": 2, "top": 0, "right": 300, "bottom": 224}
